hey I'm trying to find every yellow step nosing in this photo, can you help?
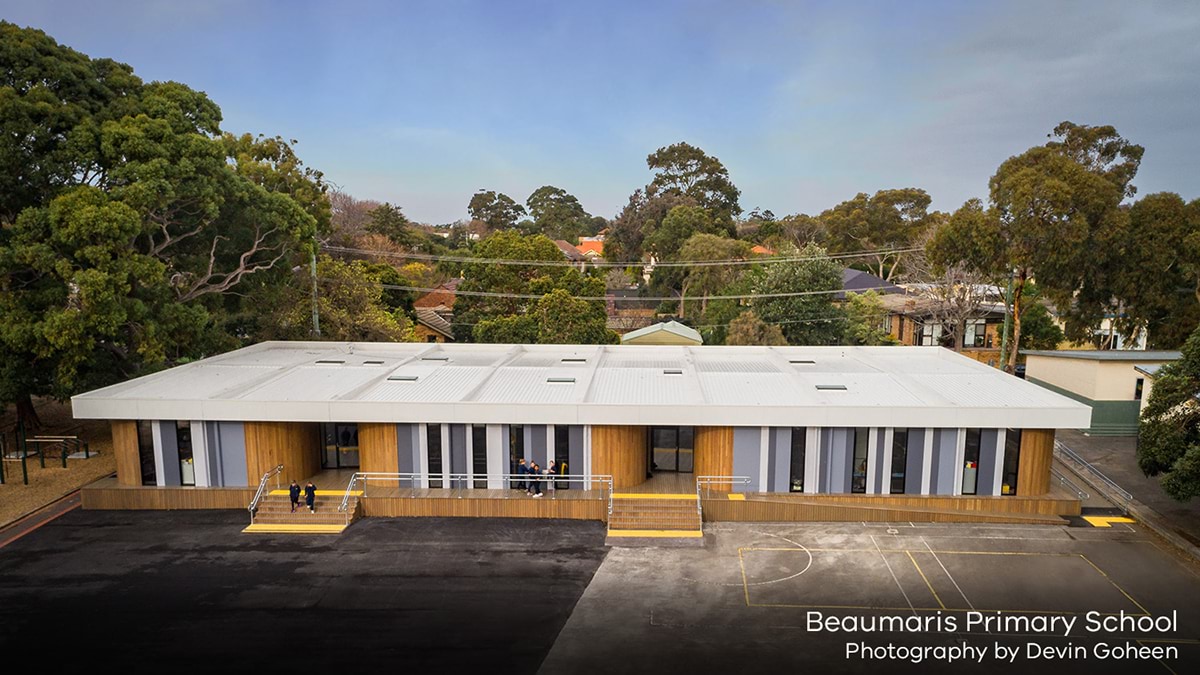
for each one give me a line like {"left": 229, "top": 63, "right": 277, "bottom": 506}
{"left": 268, "top": 489, "right": 361, "bottom": 496}
{"left": 605, "top": 529, "right": 703, "bottom": 538}
{"left": 242, "top": 523, "right": 347, "bottom": 534}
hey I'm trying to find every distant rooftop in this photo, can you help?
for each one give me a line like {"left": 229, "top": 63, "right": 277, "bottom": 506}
{"left": 620, "top": 320, "right": 702, "bottom": 345}
{"left": 1022, "top": 350, "right": 1181, "bottom": 362}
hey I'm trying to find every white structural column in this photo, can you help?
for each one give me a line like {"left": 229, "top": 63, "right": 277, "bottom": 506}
{"left": 920, "top": 430, "right": 934, "bottom": 495}
{"left": 190, "top": 421, "right": 212, "bottom": 488}
{"left": 804, "top": 428, "right": 821, "bottom": 494}
{"left": 417, "top": 424, "right": 430, "bottom": 489}
{"left": 583, "top": 425, "right": 593, "bottom": 486}
{"left": 486, "top": 424, "right": 504, "bottom": 490}
{"left": 440, "top": 424, "right": 451, "bottom": 487}
{"left": 993, "top": 428, "right": 1007, "bottom": 496}
{"left": 759, "top": 427, "right": 770, "bottom": 492}
{"left": 150, "top": 421, "right": 168, "bottom": 487}
{"left": 865, "top": 427, "right": 879, "bottom": 494}
{"left": 880, "top": 428, "right": 895, "bottom": 495}
{"left": 952, "top": 428, "right": 966, "bottom": 496}
{"left": 466, "top": 424, "right": 475, "bottom": 489}
{"left": 547, "top": 426, "right": 556, "bottom": 469}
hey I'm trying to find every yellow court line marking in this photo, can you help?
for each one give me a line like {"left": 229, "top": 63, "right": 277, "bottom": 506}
{"left": 1078, "top": 554, "right": 1151, "bottom": 616}
{"left": 607, "top": 529, "right": 703, "bottom": 538}
{"left": 268, "top": 489, "right": 362, "bottom": 496}
{"left": 726, "top": 493, "right": 746, "bottom": 501}
{"left": 1083, "top": 516, "right": 1136, "bottom": 528}
{"left": 610, "top": 493, "right": 697, "bottom": 499}
{"left": 738, "top": 548, "right": 752, "bottom": 606}
{"left": 907, "top": 550, "right": 946, "bottom": 610}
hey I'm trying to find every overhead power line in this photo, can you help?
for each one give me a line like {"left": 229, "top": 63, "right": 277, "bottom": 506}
{"left": 321, "top": 244, "right": 922, "bottom": 269}
{"left": 316, "top": 278, "right": 905, "bottom": 302}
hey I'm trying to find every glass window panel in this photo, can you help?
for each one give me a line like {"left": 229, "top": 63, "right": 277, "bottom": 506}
{"left": 962, "top": 428, "right": 981, "bottom": 495}
{"left": 1002, "top": 429, "right": 1021, "bottom": 496}
{"left": 472, "top": 425, "right": 488, "bottom": 488}
{"left": 427, "top": 424, "right": 442, "bottom": 488}
{"left": 652, "top": 427, "right": 677, "bottom": 471}
{"left": 136, "top": 421, "right": 156, "bottom": 486}
{"left": 790, "top": 428, "right": 806, "bottom": 492}
{"left": 176, "top": 421, "right": 194, "bottom": 486}
{"left": 890, "top": 428, "right": 908, "bottom": 494}
{"left": 851, "top": 428, "right": 868, "bottom": 494}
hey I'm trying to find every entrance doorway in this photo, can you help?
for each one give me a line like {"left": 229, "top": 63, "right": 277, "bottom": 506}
{"left": 321, "top": 423, "right": 360, "bottom": 469}
{"left": 649, "top": 426, "right": 694, "bottom": 473}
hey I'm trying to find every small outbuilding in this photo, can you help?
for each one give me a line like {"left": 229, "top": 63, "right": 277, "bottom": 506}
{"left": 619, "top": 320, "right": 702, "bottom": 346}
{"left": 1023, "top": 350, "right": 1180, "bottom": 435}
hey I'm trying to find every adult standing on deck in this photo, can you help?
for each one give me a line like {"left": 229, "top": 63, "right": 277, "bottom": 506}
{"left": 528, "top": 462, "right": 542, "bottom": 497}
{"left": 517, "top": 458, "right": 528, "bottom": 492}
{"left": 546, "top": 460, "right": 557, "bottom": 495}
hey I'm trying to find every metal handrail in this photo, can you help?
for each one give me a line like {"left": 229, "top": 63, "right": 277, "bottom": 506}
{"left": 337, "top": 472, "right": 616, "bottom": 518}
{"left": 695, "top": 475, "right": 753, "bottom": 517}
{"left": 1050, "top": 465, "right": 1090, "bottom": 500}
{"left": 1054, "top": 440, "right": 1133, "bottom": 512}
{"left": 247, "top": 464, "right": 284, "bottom": 523}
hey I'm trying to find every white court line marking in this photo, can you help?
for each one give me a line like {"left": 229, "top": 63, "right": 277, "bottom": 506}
{"left": 923, "top": 536, "right": 974, "bottom": 610}
{"left": 682, "top": 530, "right": 813, "bottom": 587}
{"left": 871, "top": 534, "right": 916, "bottom": 616}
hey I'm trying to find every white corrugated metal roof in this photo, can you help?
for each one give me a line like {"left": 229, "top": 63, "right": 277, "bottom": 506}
{"left": 71, "top": 341, "right": 1092, "bottom": 429}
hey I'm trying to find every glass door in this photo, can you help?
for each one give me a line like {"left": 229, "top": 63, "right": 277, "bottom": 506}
{"left": 649, "top": 426, "right": 694, "bottom": 473}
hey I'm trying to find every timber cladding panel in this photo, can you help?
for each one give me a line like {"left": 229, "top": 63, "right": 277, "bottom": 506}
{"left": 358, "top": 423, "right": 399, "bottom": 487}
{"left": 81, "top": 479, "right": 256, "bottom": 510}
{"left": 111, "top": 421, "right": 141, "bottom": 486}
{"left": 1017, "top": 429, "right": 1055, "bottom": 496}
{"left": 700, "top": 490, "right": 1078, "bottom": 523}
{"left": 590, "top": 425, "right": 646, "bottom": 489}
{"left": 361, "top": 497, "right": 606, "bottom": 520}
{"left": 244, "top": 422, "right": 322, "bottom": 486}
{"left": 694, "top": 426, "right": 734, "bottom": 491}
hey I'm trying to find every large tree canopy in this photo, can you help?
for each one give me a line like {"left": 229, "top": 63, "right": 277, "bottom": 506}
{"left": 454, "top": 231, "right": 605, "bottom": 342}
{"left": 525, "top": 185, "right": 595, "bottom": 242}
{"left": 1138, "top": 323, "right": 1200, "bottom": 501}
{"left": 0, "top": 23, "right": 327, "bottom": 423}
{"left": 468, "top": 190, "right": 526, "bottom": 231}
{"left": 646, "top": 142, "right": 741, "bottom": 224}
{"left": 822, "top": 188, "right": 932, "bottom": 281}
{"left": 750, "top": 243, "right": 846, "bottom": 345}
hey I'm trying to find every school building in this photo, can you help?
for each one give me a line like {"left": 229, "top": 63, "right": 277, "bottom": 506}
{"left": 71, "top": 341, "right": 1092, "bottom": 531}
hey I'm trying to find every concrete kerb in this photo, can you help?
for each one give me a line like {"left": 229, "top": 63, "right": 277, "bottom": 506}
{"left": 1055, "top": 453, "right": 1200, "bottom": 563}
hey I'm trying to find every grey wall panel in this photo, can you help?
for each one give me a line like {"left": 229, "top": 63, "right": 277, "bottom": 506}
{"left": 526, "top": 425, "right": 542, "bottom": 465}
{"left": 450, "top": 424, "right": 467, "bottom": 488}
{"left": 397, "top": 423, "right": 416, "bottom": 475}
{"left": 732, "top": 427, "right": 761, "bottom": 492}
{"left": 568, "top": 425, "right": 584, "bottom": 490}
{"left": 904, "top": 429, "right": 925, "bottom": 495}
{"left": 217, "top": 421, "right": 247, "bottom": 487}
{"left": 822, "top": 428, "right": 853, "bottom": 494}
{"left": 771, "top": 428, "right": 792, "bottom": 493}
{"left": 975, "top": 429, "right": 1000, "bottom": 496}
{"left": 932, "top": 429, "right": 959, "bottom": 495}
{"left": 155, "top": 421, "right": 181, "bottom": 487}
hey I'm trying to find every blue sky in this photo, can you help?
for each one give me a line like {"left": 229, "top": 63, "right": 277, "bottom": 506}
{"left": 3, "top": 0, "right": 1199, "bottom": 224}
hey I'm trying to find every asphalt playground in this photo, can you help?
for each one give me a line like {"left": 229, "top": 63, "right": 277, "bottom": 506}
{"left": 2, "top": 512, "right": 1199, "bottom": 674}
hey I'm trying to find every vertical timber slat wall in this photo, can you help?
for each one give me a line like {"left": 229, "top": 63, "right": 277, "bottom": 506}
{"left": 244, "top": 422, "right": 321, "bottom": 486}
{"left": 694, "top": 426, "right": 734, "bottom": 492}
{"left": 111, "top": 421, "right": 141, "bottom": 486}
{"left": 590, "top": 425, "right": 646, "bottom": 489}
{"left": 359, "top": 423, "right": 400, "bottom": 487}
{"left": 1017, "top": 429, "right": 1054, "bottom": 496}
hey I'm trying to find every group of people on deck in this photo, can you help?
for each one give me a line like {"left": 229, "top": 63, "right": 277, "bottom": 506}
{"left": 516, "top": 458, "right": 566, "bottom": 497}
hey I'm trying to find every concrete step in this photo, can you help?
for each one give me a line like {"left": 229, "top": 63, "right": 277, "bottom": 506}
{"left": 254, "top": 513, "right": 350, "bottom": 525}
{"left": 243, "top": 523, "right": 347, "bottom": 535}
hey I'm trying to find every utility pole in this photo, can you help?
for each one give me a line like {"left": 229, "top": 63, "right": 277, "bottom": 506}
{"left": 999, "top": 267, "right": 1014, "bottom": 372}
{"left": 310, "top": 250, "right": 321, "bottom": 337}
